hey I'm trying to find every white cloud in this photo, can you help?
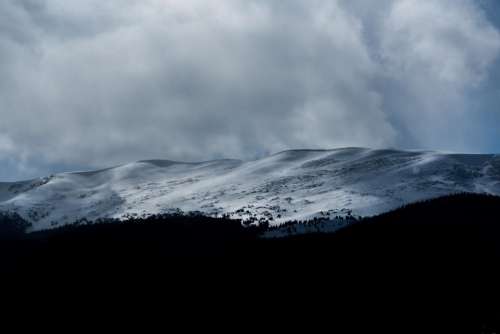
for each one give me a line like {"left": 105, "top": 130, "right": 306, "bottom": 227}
{"left": 378, "top": 0, "right": 500, "bottom": 150}
{"left": 0, "top": 134, "right": 14, "bottom": 154}
{"left": 0, "top": 0, "right": 499, "bottom": 179}
{"left": 382, "top": 0, "right": 500, "bottom": 84}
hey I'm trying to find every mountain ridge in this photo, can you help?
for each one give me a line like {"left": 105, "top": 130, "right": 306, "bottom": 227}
{"left": 1, "top": 147, "right": 500, "bottom": 231}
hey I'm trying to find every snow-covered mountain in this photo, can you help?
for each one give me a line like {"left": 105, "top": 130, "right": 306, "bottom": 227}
{"left": 1, "top": 148, "right": 500, "bottom": 231}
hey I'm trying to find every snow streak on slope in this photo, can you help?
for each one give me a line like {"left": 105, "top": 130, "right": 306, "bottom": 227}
{"left": 1, "top": 148, "right": 500, "bottom": 231}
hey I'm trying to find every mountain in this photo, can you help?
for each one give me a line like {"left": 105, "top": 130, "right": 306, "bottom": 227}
{"left": 1, "top": 148, "right": 500, "bottom": 231}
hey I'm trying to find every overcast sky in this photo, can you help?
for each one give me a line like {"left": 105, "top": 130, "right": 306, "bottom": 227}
{"left": 1, "top": 0, "right": 500, "bottom": 181}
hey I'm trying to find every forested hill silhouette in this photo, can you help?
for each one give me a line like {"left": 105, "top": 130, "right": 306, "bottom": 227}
{"left": 1, "top": 193, "right": 500, "bottom": 330}
{"left": 1, "top": 193, "right": 500, "bottom": 265}
{"left": 262, "top": 193, "right": 500, "bottom": 260}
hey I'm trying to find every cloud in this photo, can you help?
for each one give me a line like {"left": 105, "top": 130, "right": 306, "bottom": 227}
{"left": 378, "top": 0, "right": 500, "bottom": 150}
{"left": 0, "top": 0, "right": 499, "bottom": 180}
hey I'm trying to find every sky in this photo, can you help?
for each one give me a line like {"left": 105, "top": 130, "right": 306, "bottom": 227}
{"left": 1, "top": 0, "right": 500, "bottom": 181}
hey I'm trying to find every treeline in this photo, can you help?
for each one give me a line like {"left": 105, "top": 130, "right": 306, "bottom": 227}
{"left": 252, "top": 193, "right": 500, "bottom": 330}
{"left": 0, "top": 213, "right": 262, "bottom": 277}
{"left": 0, "top": 211, "right": 31, "bottom": 239}
{"left": 1, "top": 193, "right": 500, "bottom": 330}
{"left": 2, "top": 193, "right": 500, "bottom": 261}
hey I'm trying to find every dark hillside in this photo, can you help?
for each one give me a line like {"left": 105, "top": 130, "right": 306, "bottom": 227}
{"left": 252, "top": 193, "right": 500, "bottom": 331}
{"left": 1, "top": 194, "right": 499, "bottom": 331}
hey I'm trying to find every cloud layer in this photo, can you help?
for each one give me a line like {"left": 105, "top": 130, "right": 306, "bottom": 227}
{"left": 1, "top": 0, "right": 499, "bottom": 180}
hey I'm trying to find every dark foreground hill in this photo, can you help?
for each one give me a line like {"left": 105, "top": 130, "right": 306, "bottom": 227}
{"left": 1, "top": 193, "right": 500, "bottom": 331}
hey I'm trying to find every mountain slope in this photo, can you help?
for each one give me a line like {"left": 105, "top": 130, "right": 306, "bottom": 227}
{"left": 1, "top": 148, "right": 500, "bottom": 231}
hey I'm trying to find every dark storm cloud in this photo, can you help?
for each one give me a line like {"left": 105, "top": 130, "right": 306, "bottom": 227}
{"left": 0, "top": 0, "right": 499, "bottom": 180}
